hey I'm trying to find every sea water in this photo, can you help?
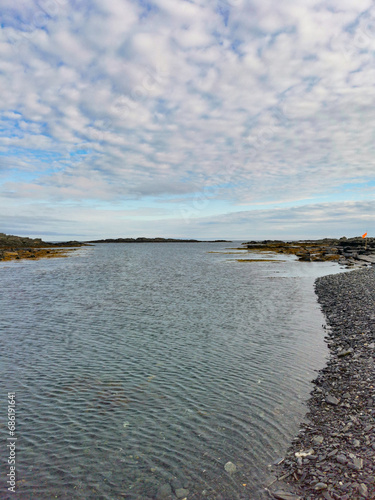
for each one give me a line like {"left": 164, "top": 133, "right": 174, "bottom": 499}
{"left": 0, "top": 242, "right": 345, "bottom": 499}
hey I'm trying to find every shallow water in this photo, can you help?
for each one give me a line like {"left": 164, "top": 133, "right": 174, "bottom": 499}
{"left": 0, "top": 243, "right": 345, "bottom": 499}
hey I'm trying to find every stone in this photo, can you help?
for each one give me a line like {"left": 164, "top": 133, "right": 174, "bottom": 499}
{"left": 272, "top": 491, "right": 302, "bottom": 500}
{"left": 352, "top": 457, "right": 363, "bottom": 470}
{"left": 338, "top": 348, "right": 353, "bottom": 357}
{"left": 325, "top": 394, "right": 340, "bottom": 405}
{"left": 156, "top": 483, "right": 172, "bottom": 499}
{"left": 224, "top": 461, "right": 236, "bottom": 474}
{"left": 322, "top": 492, "right": 333, "bottom": 500}
{"left": 358, "top": 483, "right": 368, "bottom": 497}
{"left": 271, "top": 267, "right": 375, "bottom": 500}
{"left": 175, "top": 488, "right": 189, "bottom": 498}
{"left": 295, "top": 449, "right": 314, "bottom": 457}
{"left": 313, "top": 435, "right": 324, "bottom": 445}
{"left": 171, "top": 478, "right": 182, "bottom": 490}
{"left": 314, "top": 482, "right": 328, "bottom": 490}
{"left": 327, "top": 449, "right": 338, "bottom": 457}
{"left": 336, "top": 454, "right": 347, "bottom": 464}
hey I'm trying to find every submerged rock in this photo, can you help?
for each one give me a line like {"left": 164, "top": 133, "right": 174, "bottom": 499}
{"left": 224, "top": 461, "right": 236, "bottom": 474}
{"left": 175, "top": 488, "right": 189, "bottom": 498}
{"left": 156, "top": 483, "right": 172, "bottom": 499}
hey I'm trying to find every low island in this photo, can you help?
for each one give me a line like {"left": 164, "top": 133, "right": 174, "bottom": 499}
{"left": 88, "top": 237, "right": 231, "bottom": 243}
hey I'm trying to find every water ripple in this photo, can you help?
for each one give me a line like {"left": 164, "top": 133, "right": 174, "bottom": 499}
{"left": 0, "top": 243, "right": 335, "bottom": 499}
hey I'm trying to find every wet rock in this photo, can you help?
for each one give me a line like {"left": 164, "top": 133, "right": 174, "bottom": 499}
{"left": 272, "top": 491, "right": 302, "bottom": 500}
{"left": 171, "top": 479, "right": 183, "bottom": 491}
{"left": 156, "top": 483, "right": 173, "bottom": 499}
{"left": 224, "top": 461, "right": 236, "bottom": 474}
{"left": 175, "top": 488, "right": 189, "bottom": 498}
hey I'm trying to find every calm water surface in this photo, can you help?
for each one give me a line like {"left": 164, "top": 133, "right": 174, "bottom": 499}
{"left": 0, "top": 243, "right": 345, "bottom": 499}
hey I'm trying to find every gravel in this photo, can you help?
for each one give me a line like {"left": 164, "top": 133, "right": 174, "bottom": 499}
{"left": 269, "top": 267, "right": 375, "bottom": 500}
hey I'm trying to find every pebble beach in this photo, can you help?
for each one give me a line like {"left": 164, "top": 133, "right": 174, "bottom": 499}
{"left": 270, "top": 267, "right": 375, "bottom": 500}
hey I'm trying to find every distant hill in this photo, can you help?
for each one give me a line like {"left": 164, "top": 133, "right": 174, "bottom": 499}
{"left": 88, "top": 237, "right": 231, "bottom": 243}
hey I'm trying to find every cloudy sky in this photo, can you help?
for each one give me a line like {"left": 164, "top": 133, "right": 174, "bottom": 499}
{"left": 0, "top": 0, "right": 374, "bottom": 240}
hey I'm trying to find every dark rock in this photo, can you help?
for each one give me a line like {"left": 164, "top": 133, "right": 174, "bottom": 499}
{"left": 336, "top": 454, "right": 347, "bottom": 464}
{"left": 325, "top": 394, "right": 340, "bottom": 405}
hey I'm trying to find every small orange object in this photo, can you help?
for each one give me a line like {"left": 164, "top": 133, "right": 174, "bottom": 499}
{"left": 362, "top": 232, "right": 367, "bottom": 238}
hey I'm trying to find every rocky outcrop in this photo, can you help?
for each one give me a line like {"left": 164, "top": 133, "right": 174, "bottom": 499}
{"left": 0, "top": 233, "right": 47, "bottom": 248}
{"left": 242, "top": 237, "right": 375, "bottom": 267}
{"left": 0, "top": 233, "right": 86, "bottom": 262}
{"left": 0, "top": 233, "right": 86, "bottom": 249}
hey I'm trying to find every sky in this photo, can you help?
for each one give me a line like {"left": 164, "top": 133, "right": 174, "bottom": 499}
{"left": 0, "top": 0, "right": 374, "bottom": 240}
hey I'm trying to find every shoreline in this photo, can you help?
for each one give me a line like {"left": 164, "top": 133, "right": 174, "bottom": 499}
{"left": 0, "top": 247, "right": 79, "bottom": 262}
{"left": 269, "top": 267, "right": 375, "bottom": 500}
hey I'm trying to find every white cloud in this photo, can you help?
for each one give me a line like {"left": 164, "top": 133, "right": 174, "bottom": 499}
{"left": 0, "top": 0, "right": 374, "bottom": 238}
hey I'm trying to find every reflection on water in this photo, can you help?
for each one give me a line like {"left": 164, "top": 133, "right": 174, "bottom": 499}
{"left": 0, "top": 243, "right": 341, "bottom": 499}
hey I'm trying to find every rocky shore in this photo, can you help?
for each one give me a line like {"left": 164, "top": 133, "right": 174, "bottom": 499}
{"left": 269, "top": 267, "right": 375, "bottom": 500}
{"left": 243, "top": 237, "right": 375, "bottom": 267}
{"left": 0, "top": 233, "right": 87, "bottom": 262}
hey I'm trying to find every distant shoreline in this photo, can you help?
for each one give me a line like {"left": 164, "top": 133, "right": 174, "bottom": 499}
{"left": 1, "top": 233, "right": 374, "bottom": 267}
{"left": 0, "top": 234, "right": 231, "bottom": 262}
{"left": 87, "top": 237, "right": 231, "bottom": 243}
